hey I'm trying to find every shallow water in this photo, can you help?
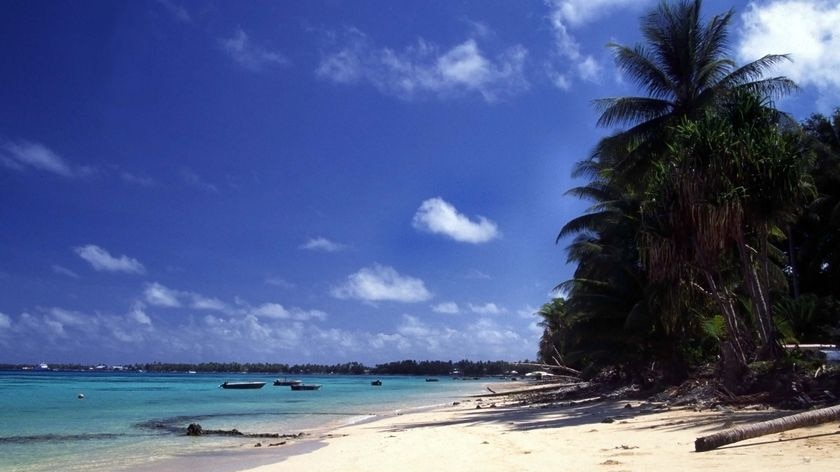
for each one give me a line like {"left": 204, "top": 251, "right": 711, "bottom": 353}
{"left": 0, "top": 371, "right": 482, "bottom": 471}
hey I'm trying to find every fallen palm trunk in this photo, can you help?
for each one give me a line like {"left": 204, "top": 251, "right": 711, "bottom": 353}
{"left": 694, "top": 404, "right": 840, "bottom": 452}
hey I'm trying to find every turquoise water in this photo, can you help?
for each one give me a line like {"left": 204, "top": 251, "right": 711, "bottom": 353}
{"left": 0, "top": 372, "right": 483, "bottom": 471}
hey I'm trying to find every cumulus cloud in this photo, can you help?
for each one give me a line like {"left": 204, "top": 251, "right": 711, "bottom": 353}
{"left": 468, "top": 302, "right": 505, "bottom": 315}
{"left": 544, "top": 0, "right": 645, "bottom": 88}
{"left": 265, "top": 277, "right": 296, "bottom": 289}
{"left": 300, "top": 237, "right": 346, "bottom": 252}
{"left": 412, "top": 197, "right": 499, "bottom": 243}
{"left": 144, "top": 282, "right": 182, "bottom": 307}
{"left": 736, "top": 0, "right": 840, "bottom": 108}
{"left": 1, "top": 140, "right": 93, "bottom": 178}
{"left": 432, "top": 302, "right": 461, "bottom": 314}
{"left": 220, "top": 28, "right": 287, "bottom": 71}
{"left": 331, "top": 265, "right": 432, "bottom": 303}
{"left": 250, "top": 303, "right": 327, "bottom": 321}
{"left": 316, "top": 28, "right": 528, "bottom": 102}
{"left": 74, "top": 245, "right": 145, "bottom": 274}
{"left": 0, "top": 311, "right": 10, "bottom": 329}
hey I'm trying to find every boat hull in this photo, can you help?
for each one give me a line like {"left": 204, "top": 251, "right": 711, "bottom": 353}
{"left": 220, "top": 382, "right": 266, "bottom": 389}
{"left": 290, "top": 384, "right": 321, "bottom": 391}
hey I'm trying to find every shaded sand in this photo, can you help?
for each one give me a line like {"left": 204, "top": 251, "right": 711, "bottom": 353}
{"left": 241, "top": 397, "right": 840, "bottom": 472}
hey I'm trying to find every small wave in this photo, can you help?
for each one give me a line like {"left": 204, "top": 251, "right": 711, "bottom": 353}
{"left": 0, "top": 433, "right": 125, "bottom": 444}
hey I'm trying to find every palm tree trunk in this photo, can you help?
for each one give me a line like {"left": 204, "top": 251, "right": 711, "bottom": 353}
{"left": 695, "top": 404, "right": 840, "bottom": 452}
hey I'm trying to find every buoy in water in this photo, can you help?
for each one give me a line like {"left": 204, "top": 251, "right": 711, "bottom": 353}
{"left": 77, "top": 393, "right": 85, "bottom": 399}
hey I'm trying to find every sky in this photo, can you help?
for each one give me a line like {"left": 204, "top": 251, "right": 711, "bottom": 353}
{"left": 1, "top": 0, "right": 839, "bottom": 365}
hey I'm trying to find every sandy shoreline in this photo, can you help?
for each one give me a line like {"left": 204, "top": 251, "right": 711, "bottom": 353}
{"left": 231, "top": 388, "right": 840, "bottom": 472}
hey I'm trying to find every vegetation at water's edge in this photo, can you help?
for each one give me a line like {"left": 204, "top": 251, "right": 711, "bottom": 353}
{"left": 538, "top": 0, "right": 840, "bottom": 393}
{"left": 0, "top": 359, "right": 532, "bottom": 377}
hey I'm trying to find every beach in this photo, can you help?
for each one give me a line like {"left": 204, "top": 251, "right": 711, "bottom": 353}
{"left": 240, "top": 392, "right": 840, "bottom": 472}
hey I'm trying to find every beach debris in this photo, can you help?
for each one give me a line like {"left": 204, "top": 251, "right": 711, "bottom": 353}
{"left": 476, "top": 405, "right": 482, "bottom": 409}
{"left": 601, "top": 417, "right": 615, "bottom": 424}
{"left": 481, "top": 441, "right": 489, "bottom": 444}
{"left": 453, "top": 402, "right": 460, "bottom": 406}
{"left": 486, "top": 387, "right": 496, "bottom": 394}
{"left": 268, "top": 441, "right": 287, "bottom": 447}
{"left": 616, "top": 445, "right": 638, "bottom": 450}
{"left": 694, "top": 404, "right": 840, "bottom": 452}
{"left": 600, "top": 459, "right": 622, "bottom": 465}
{"left": 254, "top": 442, "right": 262, "bottom": 447}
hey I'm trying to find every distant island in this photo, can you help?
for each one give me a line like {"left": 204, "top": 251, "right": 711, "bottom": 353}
{"left": 0, "top": 359, "right": 534, "bottom": 377}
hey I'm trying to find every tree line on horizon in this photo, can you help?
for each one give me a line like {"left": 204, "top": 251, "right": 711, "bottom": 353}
{"left": 1, "top": 359, "right": 532, "bottom": 376}
{"left": 538, "top": 0, "right": 840, "bottom": 390}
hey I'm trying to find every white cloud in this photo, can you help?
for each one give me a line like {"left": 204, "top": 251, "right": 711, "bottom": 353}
{"left": 300, "top": 237, "right": 346, "bottom": 252}
{"left": 1, "top": 140, "right": 93, "bottom": 178}
{"left": 412, "top": 197, "right": 499, "bottom": 243}
{"left": 74, "top": 245, "right": 145, "bottom": 274}
{"left": 190, "top": 294, "right": 227, "bottom": 311}
{"left": 736, "top": 0, "right": 840, "bottom": 108}
{"left": 144, "top": 282, "right": 182, "bottom": 307}
{"left": 316, "top": 29, "right": 528, "bottom": 102}
{"left": 220, "top": 28, "right": 287, "bottom": 71}
{"left": 468, "top": 302, "right": 506, "bottom": 315}
{"left": 128, "top": 303, "right": 152, "bottom": 326}
{"left": 52, "top": 265, "right": 79, "bottom": 279}
{"left": 331, "top": 265, "right": 432, "bottom": 303}
{"left": 0, "top": 312, "right": 10, "bottom": 329}
{"left": 250, "top": 303, "right": 327, "bottom": 321}
{"left": 157, "top": 0, "right": 191, "bottom": 23}
{"left": 544, "top": 0, "right": 644, "bottom": 88}
{"left": 432, "top": 302, "right": 460, "bottom": 314}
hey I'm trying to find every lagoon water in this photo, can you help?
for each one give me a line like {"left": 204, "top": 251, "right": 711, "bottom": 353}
{"left": 0, "top": 371, "right": 484, "bottom": 471}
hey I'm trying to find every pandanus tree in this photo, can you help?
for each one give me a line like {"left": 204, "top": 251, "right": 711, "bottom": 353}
{"left": 639, "top": 92, "right": 813, "bottom": 384}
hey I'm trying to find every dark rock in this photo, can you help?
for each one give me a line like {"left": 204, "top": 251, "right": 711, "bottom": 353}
{"left": 254, "top": 442, "right": 262, "bottom": 447}
{"left": 601, "top": 417, "right": 615, "bottom": 424}
{"left": 186, "top": 424, "right": 203, "bottom": 436}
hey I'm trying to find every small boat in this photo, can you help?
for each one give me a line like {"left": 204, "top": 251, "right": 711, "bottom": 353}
{"left": 290, "top": 384, "right": 321, "bottom": 391}
{"left": 425, "top": 378, "right": 439, "bottom": 382}
{"left": 371, "top": 380, "right": 382, "bottom": 386}
{"left": 273, "top": 378, "right": 303, "bottom": 386}
{"left": 220, "top": 381, "right": 266, "bottom": 389}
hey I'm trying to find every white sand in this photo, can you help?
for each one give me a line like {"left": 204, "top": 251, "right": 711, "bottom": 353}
{"left": 241, "top": 397, "right": 840, "bottom": 472}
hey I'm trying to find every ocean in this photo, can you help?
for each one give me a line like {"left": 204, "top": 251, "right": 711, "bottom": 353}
{"left": 0, "top": 371, "right": 485, "bottom": 471}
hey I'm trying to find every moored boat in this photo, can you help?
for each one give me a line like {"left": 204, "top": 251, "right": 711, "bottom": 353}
{"left": 425, "top": 378, "right": 439, "bottom": 382}
{"left": 290, "top": 383, "right": 321, "bottom": 391}
{"left": 220, "top": 381, "right": 266, "bottom": 389}
{"left": 273, "top": 378, "right": 303, "bottom": 386}
{"left": 371, "top": 379, "right": 382, "bottom": 386}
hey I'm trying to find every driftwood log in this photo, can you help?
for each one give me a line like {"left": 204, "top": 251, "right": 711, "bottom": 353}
{"left": 695, "top": 404, "right": 840, "bottom": 452}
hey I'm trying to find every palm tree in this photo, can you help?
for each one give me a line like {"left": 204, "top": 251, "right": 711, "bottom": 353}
{"left": 594, "top": 0, "right": 795, "bottom": 190}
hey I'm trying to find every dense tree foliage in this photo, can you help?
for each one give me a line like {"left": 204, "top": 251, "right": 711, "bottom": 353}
{"left": 544, "top": 0, "right": 840, "bottom": 389}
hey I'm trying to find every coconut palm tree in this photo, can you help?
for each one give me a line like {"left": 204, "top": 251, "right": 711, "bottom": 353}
{"left": 594, "top": 0, "right": 795, "bottom": 190}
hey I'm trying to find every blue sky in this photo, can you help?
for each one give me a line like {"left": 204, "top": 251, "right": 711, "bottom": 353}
{"left": 2, "top": 0, "right": 839, "bottom": 365}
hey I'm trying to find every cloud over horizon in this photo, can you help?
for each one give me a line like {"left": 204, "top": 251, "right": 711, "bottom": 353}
{"left": 413, "top": 197, "right": 499, "bottom": 244}
{"left": 300, "top": 237, "right": 346, "bottom": 252}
